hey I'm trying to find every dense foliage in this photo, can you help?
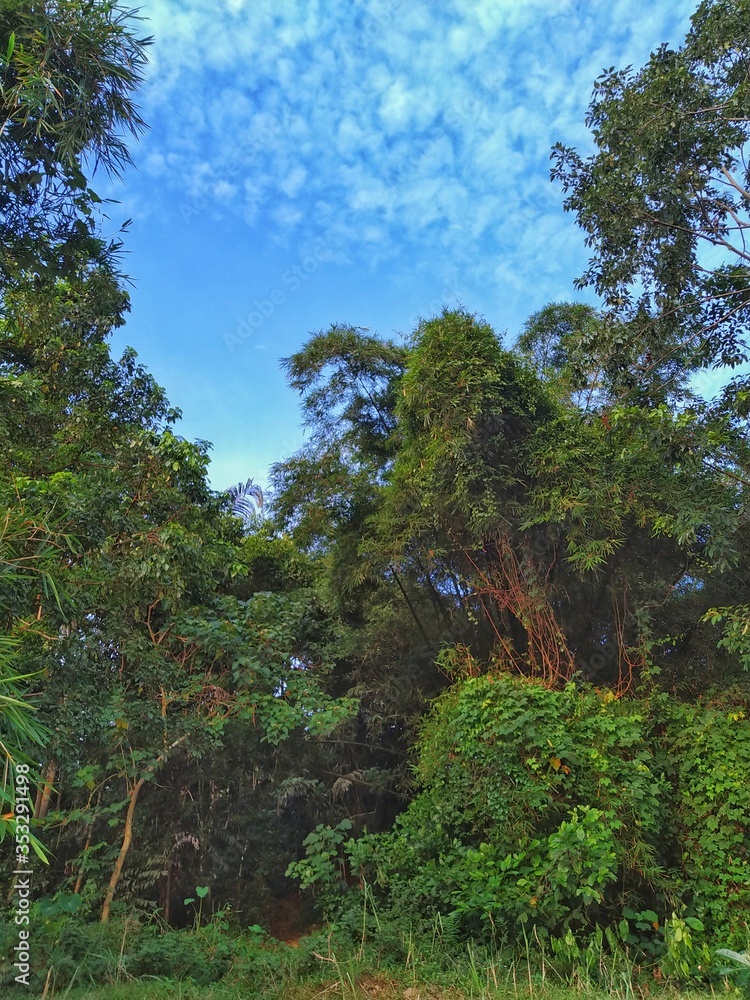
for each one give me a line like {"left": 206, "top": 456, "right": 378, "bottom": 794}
{"left": 2, "top": 0, "right": 750, "bottom": 992}
{"left": 331, "top": 675, "right": 750, "bottom": 948}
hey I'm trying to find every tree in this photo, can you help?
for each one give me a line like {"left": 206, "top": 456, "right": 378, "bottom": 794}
{"left": 0, "top": 505, "right": 60, "bottom": 861}
{"left": 0, "top": 4, "right": 361, "bottom": 925}
{"left": 0, "top": 264, "right": 360, "bottom": 919}
{"left": 0, "top": 0, "right": 152, "bottom": 877}
{"left": 550, "top": 0, "right": 750, "bottom": 680}
{"left": 270, "top": 326, "right": 435, "bottom": 821}
{"left": 0, "top": 0, "right": 150, "bottom": 288}
{"left": 517, "top": 302, "right": 607, "bottom": 409}
{"left": 551, "top": 0, "right": 750, "bottom": 392}
{"left": 277, "top": 305, "right": 750, "bottom": 707}
{"left": 378, "top": 309, "right": 580, "bottom": 683}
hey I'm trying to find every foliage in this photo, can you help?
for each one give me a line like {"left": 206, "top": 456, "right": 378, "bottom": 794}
{"left": 3, "top": 0, "right": 750, "bottom": 983}
{"left": 660, "top": 694, "right": 750, "bottom": 938}
{"left": 2, "top": 902, "right": 741, "bottom": 997}
{"left": 517, "top": 302, "right": 606, "bottom": 408}
{"left": 0, "top": 0, "right": 155, "bottom": 874}
{"left": 0, "top": 0, "right": 150, "bottom": 287}
{"left": 551, "top": 0, "right": 750, "bottom": 387}
{"left": 286, "top": 818, "right": 354, "bottom": 914}
{"left": 716, "top": 949, "right": 750, "bottom": 997}
{"left": 331, "top": 673, "right": 750, "bottom": 956}
{"left": 125, "top": 927, "right": 233, "bottom": 984}
{"left": 227, "top": 477, "right": 264, "bottom": 526}
{"left": 0, "top": 3, "right": 356, "bottom": 919}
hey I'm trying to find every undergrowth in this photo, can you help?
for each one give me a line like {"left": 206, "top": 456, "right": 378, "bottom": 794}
{"left": 1, "top": 907, "right": 748, "bottom": 1000}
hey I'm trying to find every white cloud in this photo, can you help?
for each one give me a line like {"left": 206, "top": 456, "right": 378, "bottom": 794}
{"left": 121, "top": 0, "right": 696, "bottom": 314}
{"left": 280, "top": 166, "right": 307, "bottom": 198}
{"left": 213, "top": 179, "right": 238, "bottom": 201}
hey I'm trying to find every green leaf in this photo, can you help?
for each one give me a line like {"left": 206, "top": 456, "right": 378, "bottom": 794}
{"left": 716, "top": 950, "right": 750, "bottom": 969}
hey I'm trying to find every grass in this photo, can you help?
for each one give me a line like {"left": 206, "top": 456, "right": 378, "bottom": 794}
{"left": 2, "top": 913, "right": 745, "bottom": 1000}
{"left": 0, "top": 979, "right": 733, "bottom": 1000}
{"left": 1, "top": 938, "right": 741, "bottom": 1000}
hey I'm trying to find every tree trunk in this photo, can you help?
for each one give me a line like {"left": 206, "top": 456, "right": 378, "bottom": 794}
{"left": 100, "top": 734, "right": 188, "bottom": 922}
{"left": 162, "top": 861, "right": 172, "bottom": 924}
{"left": 100, "top": 776, "right": 145, "bottom": 922}
{"left": 74, "top": 784, "right": 103, "bottom": 895}
{"left": 73, "top": 831, "right": 92, "bottom": 896}
{"left": 33, "top": 761, "right": 56, "bottom": 822}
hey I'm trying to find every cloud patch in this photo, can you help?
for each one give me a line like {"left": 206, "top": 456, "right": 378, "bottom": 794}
{"left": 122, "top": 0, "right": 696, "bottom": 325}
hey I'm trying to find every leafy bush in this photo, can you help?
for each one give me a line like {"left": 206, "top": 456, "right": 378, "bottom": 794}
{"left": 332, "top": 673, "right": 750, "bottom": 958}
{"left": 658, "top": 694, "right": 750, "bottom": 941}
{"left": 0, "top": 909, "right": 130, "bottom": 990}
{"left": 0, "top": 909, "right": 234, "bottom": 990}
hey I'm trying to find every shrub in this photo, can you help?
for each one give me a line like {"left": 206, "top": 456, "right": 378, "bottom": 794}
{"left": 335, "top": 673, "right": 750, "bottom": 955}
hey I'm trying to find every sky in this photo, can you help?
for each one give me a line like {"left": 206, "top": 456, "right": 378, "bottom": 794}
{"left": 102, "top": 0, "right": 698, "bottom": 491}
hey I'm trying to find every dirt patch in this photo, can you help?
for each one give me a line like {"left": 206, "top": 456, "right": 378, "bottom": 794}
{"left": 263, "top": 891, "right": 319, "bottom": 945}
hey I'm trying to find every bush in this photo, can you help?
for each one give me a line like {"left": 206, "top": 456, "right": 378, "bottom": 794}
{"left": 659, "top": 692, "right": 750, "bottom": 941}
{"left": 0, "top": 911, "right": 234, "bottom": 990}
{"left": 334, "top": 674, "right": 750, "bottom": 957}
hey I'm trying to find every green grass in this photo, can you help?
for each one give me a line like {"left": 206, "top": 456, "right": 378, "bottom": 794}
{"left": 1, "top": 946, "right": 740, "bottom": 1000}
{"left": 2, "top": 916, "right": 745, "bottom": 1000}
{"left": 1, "top": 980, "right": 732, "bottom": 1000}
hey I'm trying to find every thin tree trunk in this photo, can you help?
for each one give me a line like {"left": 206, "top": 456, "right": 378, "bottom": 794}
{"left": 100, "top": 734, "right": 189, "bottom": 922}
{"left": 100, "top": 776, "right": 145, "bottom": 923}
{"left": 74, "top": 785, "right": 102, "bottom": 895}
{"left": 74, "top": 832, "right": 92, "bottom": 895}
{"left": 162, "top": 861, "right": 172, "bottom": 924}
{"left": 389, "top": 564, "right": 428, "bottom": 642}
{"left": 34, "top": 761, "right": 56, "bottom": 822}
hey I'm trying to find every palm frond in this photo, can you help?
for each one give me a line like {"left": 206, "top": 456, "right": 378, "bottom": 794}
{"left": 226, "top": 478, "right": 264, "bottom": 526}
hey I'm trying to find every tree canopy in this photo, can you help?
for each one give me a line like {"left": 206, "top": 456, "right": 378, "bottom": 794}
{"left": 0, "top": 0, "right": 150, "bottom": 289}
{"left": 551, "top": 0, "right": 750, "bottom": 390}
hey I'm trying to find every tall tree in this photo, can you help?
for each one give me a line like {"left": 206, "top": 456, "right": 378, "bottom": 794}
{"left": 551, "top": 0, "right": 750, "bottom": 392}
{"left": 0, "top": 0, "right": 150, "bottom": 855}
{"left": 549, "top": 0, "right": 750, "bottom": 677}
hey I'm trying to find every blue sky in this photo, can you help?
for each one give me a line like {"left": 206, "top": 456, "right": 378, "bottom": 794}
{"left": 102, "top": 0, "right": 697, "bottom": 491}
